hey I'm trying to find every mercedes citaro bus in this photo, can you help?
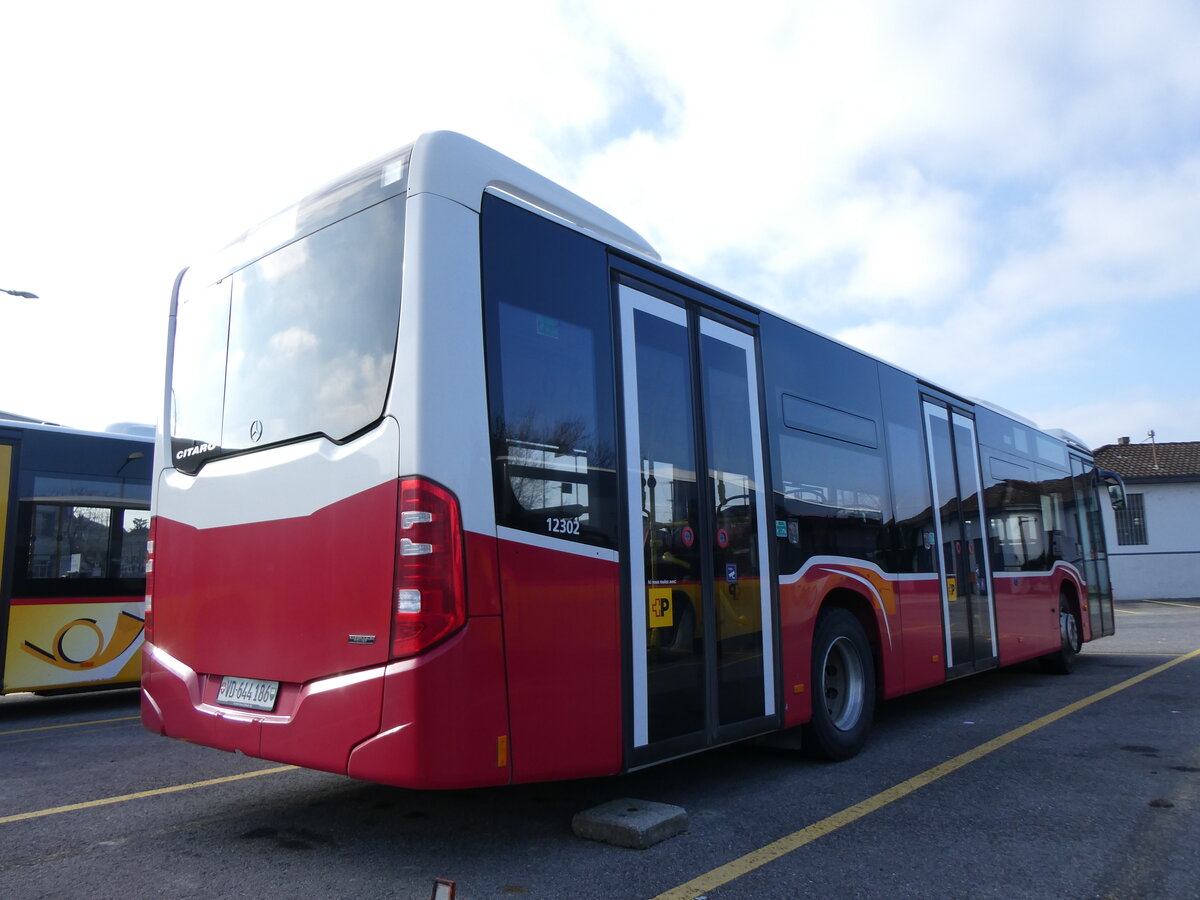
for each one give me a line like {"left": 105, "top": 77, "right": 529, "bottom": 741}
{"left": 142, "top": 132, "right": 1123, "bottom": 788}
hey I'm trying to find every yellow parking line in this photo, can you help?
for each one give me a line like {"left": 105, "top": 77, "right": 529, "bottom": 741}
{"left": 0, "top": 715, "right": 140, "bottom": 737}
{"left": 1143, "top": 599, "right": 1200, "bottom": 610}
{"left": 0, "top": 765, "right": 298, "bottom": 825}
{"left": 1115, "top": 607, "right": 1150, "bottom": 615}
{"left": 652, "top": 648, "right": 1200, "bottom": 900}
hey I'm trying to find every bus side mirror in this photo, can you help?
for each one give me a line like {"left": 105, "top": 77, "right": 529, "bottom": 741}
{"left": 1095, "top": 469, "right": 1126, "bottom": 510}
{"left": 1107, "top": 484, "right": 1126, "bottom": 510}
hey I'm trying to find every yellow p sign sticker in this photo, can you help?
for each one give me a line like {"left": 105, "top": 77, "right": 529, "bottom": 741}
{"left": 648, "top": 588, "right": 674, "bottom": 628}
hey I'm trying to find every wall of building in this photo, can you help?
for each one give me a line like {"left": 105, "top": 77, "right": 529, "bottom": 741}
{"left": 1101, "top": 481, "right": 1200, "bottom": 600}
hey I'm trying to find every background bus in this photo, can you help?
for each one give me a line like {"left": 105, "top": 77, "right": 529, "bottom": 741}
{"left": 1, "top": 420, "right": 152, "bottom": 695}
{"left": 143, "top": 131, "right": 1121, "bottom": 786}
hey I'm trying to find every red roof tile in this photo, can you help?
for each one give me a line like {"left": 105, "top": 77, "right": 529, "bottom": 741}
{"left": 1093, "top": 441, "right": 1200, "bottom": 479}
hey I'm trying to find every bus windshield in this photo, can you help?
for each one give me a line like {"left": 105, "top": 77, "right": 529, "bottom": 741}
{"left": 170, "top": 192, "right": 406, "bottom": 472}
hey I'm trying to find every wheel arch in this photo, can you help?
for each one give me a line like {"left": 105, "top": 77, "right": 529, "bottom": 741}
{"left": 1058, "top": 575, "right": 1087, "bottom": 643}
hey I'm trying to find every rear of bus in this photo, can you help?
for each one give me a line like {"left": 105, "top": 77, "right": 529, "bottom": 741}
{"left": 141, "top": 133, "right": 652, "bottom": 788}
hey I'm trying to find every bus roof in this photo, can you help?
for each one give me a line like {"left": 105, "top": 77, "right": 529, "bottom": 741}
{"left": 410, "top": 131, "right": 659, "bottom": 260}
{"left": 0, "top": 417, "right": 154, "bottom": 445}
{"left": 186, "top": 131, "right": 1089, "bottom": 460}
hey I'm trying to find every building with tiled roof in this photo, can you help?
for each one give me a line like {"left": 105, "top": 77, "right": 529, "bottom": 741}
{"left": 1093, "top": 437, "right": 1200, "bottom": 601}
{"left": 1094, "top": 439, "right": 1200, "bottom": 481}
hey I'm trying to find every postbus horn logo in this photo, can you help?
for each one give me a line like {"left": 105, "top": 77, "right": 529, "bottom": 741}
{"left": 21, "top": 611, "right": 146, "bottom": 671}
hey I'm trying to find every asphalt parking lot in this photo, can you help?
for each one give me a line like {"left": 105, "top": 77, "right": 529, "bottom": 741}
{"left": 2, "top": 599, "right": 1197, "bottom": 899}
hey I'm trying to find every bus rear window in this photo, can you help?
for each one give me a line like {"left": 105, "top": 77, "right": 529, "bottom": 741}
{"left": 170, "top": 195, "right": 406, "bottom": 471}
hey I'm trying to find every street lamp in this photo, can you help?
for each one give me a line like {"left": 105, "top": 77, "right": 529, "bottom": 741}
{"left": 1, "top": 288, "right": 38, "bottom": 298}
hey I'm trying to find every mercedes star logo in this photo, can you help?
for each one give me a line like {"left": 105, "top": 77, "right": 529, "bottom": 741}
{"left": 250, "top": 420, "right": 264, "bottom": 442}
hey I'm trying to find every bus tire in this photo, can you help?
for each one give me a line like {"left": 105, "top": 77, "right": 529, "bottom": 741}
{"left": 1040, "top": 592, "right": 1081, "bottom": 675}
{"left": 803, "top": 607, "right": 876, "bottom": 761}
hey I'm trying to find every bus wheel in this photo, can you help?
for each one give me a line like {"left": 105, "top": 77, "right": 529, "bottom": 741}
{"left": 1040, "top": 593, "right": 1081, "bottom": 675}
{"left": 803, "top": 608, "right": 876, "bottom": 761}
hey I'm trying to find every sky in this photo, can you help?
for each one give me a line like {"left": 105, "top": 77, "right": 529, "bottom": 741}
{"left": 2, "top": 1, "right": 1198, "bottom": 451}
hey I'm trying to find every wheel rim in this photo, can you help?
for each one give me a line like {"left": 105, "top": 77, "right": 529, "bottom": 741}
{"left": 1061, "top": 611, "right": 1080, "bottom": 653}
{"left": 821, "top": 636, "right": 865, "bottom": 731}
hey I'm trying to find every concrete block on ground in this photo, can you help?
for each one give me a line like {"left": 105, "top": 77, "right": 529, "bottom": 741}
{"left": 571, "top": 798, "right": 688, "bottom": 849}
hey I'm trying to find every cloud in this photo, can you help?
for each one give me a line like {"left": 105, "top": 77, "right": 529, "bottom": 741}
{"left": 842, "top": 154, "right": 1200, "bottom": 414}
{"left": 566, "top": 2, "right": 1200, "bottom": 326}
{"left": 982, "top": 157, "right": 1200, "bottom": 311}
{"left": 555, "top": 2, "right": 1200, "bottom": 451}
{"left": 268, "top": 327, "right": 319, "bottom": 358}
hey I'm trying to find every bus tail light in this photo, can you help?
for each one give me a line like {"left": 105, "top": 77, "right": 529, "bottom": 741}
{"left": 144, "top": 518, "right": 157, "bottom": 642}
{"left": 391, "top": 477, "right": 466, "bottom": 658}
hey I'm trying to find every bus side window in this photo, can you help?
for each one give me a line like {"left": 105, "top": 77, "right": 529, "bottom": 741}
{"left": 14, "top": 501, "right": 148, "bottom": 596}
{"left": 776, "top": 431, "right": 886, "bottom": 572}
{"left": 25, "top": 503, "right": 111, "bottom": 579}
{"left": 480, "top": 194, "right": 618, "bottom": 549}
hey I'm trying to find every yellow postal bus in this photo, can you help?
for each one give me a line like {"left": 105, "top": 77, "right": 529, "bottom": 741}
{"left": 0, "top": 418, "right": 151, "bottom": 695}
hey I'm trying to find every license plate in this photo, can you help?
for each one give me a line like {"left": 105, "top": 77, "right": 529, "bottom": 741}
{"left": 216, "top": 675, "right": 280, "bottom": 711}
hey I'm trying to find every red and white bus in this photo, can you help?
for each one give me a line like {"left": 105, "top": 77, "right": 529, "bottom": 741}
{"left": 142, "top": 132, "right": 1124, "bottom": 786}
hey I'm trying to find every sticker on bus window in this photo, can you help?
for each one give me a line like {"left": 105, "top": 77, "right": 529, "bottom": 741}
{"left": 648, "top": 588, "right": 673, "bottom": 628}
{"left": 946, "top": 576, "right": 957, "bottom": 599}
{"left": 381, "top": 158, "right": 407, "bottom": 186}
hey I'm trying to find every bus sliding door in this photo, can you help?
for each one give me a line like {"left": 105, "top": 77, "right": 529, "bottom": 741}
{"left": 923, "top": 399, "right": 998, "bottom": 677}
{"left": 1070, "top": 454, "right": 1115, "bottom": 638}
{"left": 619, "top": 282, "right": 777, "bottom": 767}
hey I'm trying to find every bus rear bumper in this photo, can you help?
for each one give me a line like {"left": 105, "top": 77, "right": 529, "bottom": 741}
{"left": 140, "top": 616, "right": 511, "bottom": 789}
{"left": 140, "top": 642, "right": 385, "bottom": 763}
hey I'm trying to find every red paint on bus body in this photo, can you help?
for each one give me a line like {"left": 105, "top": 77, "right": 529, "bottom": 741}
{"left": 8, "top": 594, "right": 144, "bottom": 606}
{"left": 150, "top": 481, "right": 397, "bottom": 686}
{"left": 142, "top": 475, "right": 516, "bottom": 786}
{"left": 992, "top": 566, "right": 1087, "bottom": 664}
{"left": 464, "top": 529, "right": 502, "bottom": 618}
{"left": 348, "top": 616, "right": 511, "bottom": 789}
{"left": 993, "top": 576, "right": 1061, "bottom": 663}
{"left": 144, "top": 479, "right": 624, "bottom": 787}
{"left": 142, "top": 643, "right": 386, "bottom": 765}
{"left": 897, "top": 578, "right": 945, "bottom": 694}
{"left": 777, "top": 580, "right": 817, "bottom": 729}
{"left": 144, "top": 617, "right": 512, "bottom": 788}
{"left": 496, "top": 537, "right": 624, "bottom": 782}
